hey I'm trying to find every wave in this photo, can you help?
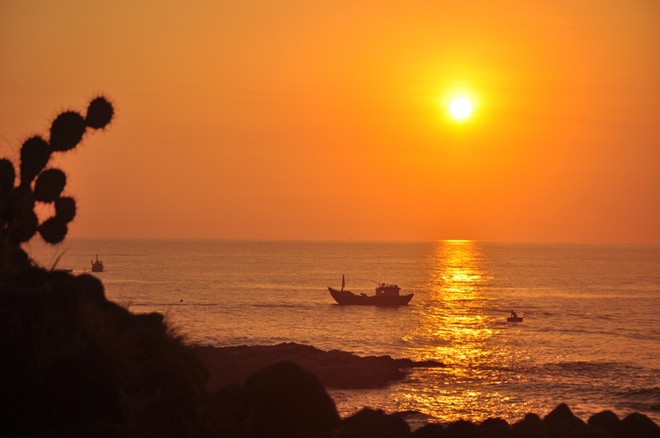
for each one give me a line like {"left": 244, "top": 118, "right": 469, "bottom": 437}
{"left": 534, "top": 360, "right": 654, "bottom": 382}
{"left": 617, "top": 387, "right": 660, "bottom": 412}
{"left": 248, "top": 302, "right": 318, "bottom": 309}
{"left": 542, "top": 360, "right": 627, "bottom": 371}
{"left": 128, "top": 302, "right": 218, "bottom": 307}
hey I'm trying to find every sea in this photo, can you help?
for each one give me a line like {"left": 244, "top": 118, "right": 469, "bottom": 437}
{"left": 25, "top": 239, "right": 660, "bottom": 425}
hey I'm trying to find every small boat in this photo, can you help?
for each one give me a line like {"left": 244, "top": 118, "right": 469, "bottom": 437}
{"left": 507, "top": 310, "right": 523, "bottom": 322}
{"left": 91, "top": 255, "right": 104, "bottom": 273}
{"left": 328, "top": 275, "right": 413, "bottom": 306}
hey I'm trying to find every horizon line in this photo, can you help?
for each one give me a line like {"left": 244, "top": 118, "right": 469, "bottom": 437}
{"left": 47, "top": 236, "right": 660, "bottom": 246}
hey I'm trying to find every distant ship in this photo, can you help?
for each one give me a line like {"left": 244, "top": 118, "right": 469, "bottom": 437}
{"left": 91, "top": 255, "right": 104, "bottom": 273}
{"left": 327, "top": 275, "right": 413, "bottom": 306}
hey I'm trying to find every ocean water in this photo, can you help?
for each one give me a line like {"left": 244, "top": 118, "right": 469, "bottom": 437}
{"left": 26, "top": 239, "right": 660, "bottom": 424}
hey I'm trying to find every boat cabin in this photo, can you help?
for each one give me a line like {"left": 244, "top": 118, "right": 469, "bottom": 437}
{"left": 375, "top": 283, "right": 401, "bottom": 296}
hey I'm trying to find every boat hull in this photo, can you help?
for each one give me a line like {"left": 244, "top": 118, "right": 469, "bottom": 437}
{"left": 507, "top": 316, "right": 523, "bottom": 322}
{"left": 328, "top": 287, "right": 413, "bottom": 306}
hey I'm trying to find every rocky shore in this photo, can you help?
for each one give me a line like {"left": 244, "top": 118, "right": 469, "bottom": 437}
{"left": 193, "top": 342, "right": 443, "bottom": 391}
{"left": 2, "top": 267, "right": 658, "bottom": 436}
{"left": 205, "top": 358, "right": 660, "bottom": 437}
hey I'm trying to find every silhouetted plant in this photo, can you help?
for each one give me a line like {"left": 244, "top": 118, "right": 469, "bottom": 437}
{"left": 85, "top": 96, "right": 114, "bottom": 129}
{"left": 49, "top": 111, "right": 87, "bottom": 152}
{"left": 19, "top": 136, "right": 50, "bottom": 185}
{"left": 0, "top": 96, "right": 114, "bottom": 267}
{"left": 37, "top": 216, "right": 68, "bottom": 244}
{"left": 54, "top": 196, "right": 76, "bottom": 223}
{"left": 34, "top": 168, "right": 66, "bottom": 202}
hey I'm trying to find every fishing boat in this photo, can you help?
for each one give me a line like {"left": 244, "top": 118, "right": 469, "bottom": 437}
{"left": 91, "top": 255, "right": 104, "bottom": 273}
{"left": 327, "top": 275, "right": 413, "bottom": 306}
{"left": 507, "top": 310, "right": 523, "bottom": 322}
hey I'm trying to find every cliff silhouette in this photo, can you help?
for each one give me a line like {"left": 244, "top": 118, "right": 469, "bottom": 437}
{"left": 1, "top": 99, "right": 658, "bottom": 437}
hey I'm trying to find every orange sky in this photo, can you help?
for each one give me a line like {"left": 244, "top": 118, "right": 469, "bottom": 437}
{"left": 1, "top": 1, "right": 659, "bottom": 243}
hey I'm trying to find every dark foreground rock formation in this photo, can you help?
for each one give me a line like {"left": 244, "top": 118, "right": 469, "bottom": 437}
{"left": 1, "top": 268, "right": 208, "bottom": 436}
{"left": 2, "top": 268, "right": 659, "bottom": 437}
{"left": 193, "top": 342, "right": 443, "bottom": 391}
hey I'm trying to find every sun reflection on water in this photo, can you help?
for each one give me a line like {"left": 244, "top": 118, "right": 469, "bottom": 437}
{"left": 415, "top": 240, "right": 493, "bottom": 365}
{"left": 397, "top": 240, "right": 531, "bottom": 423}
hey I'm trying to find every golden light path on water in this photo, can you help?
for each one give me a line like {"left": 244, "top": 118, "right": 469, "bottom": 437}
{"left": 396, "top": 240, "right": 533, "bottom": 422}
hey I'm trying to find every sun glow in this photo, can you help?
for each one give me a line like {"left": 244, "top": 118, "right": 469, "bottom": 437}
{"left": 449, "top": 97, "right": 473, "bottom": 120}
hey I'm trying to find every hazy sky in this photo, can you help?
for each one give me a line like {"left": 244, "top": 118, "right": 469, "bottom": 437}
{"left": 1, "top": 1, "right": 659, "bottom": 243}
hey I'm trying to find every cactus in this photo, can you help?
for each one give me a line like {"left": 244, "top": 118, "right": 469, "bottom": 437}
{"left": 50, "top": 111, "right": 87, "bottom": 152}
{"left": 0, "top": 158, "right": 15, "bottom": 209}
{"left": 85, "top": 96, "right": 114, "bottom": 129}
{"left": 10, "top": 209, "right": 39, "bottom": 244}
{"left": 54, "top": 197, "right": 76, "bottom": 223}
{"left": 20, "top": 136, "right": 51, "bottom": 186}
{"left": 34, "top": 169, "right": 66, "bottom": 203}
{"left": 38, "top": 217, "right": 68, "bottom": 244}
{"left": 0, "top": 96, "right": 114, "bottom": 267}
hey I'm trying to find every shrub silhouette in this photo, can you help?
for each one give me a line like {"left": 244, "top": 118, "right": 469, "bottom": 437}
{"left": 0, "top": 97, "right": 209, "bottom": 436}
{"left": 0, "top": 96, "right": 113, "bottom": 269}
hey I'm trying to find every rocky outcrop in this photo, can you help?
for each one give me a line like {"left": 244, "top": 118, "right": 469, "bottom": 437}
{"left": 408, "top": 404, "right": 660, "bottom": 438}
{"left": 193, "top": 342, "right": 443, "bottom": 391}
{"left": 2, "top": 268, "right": 659, "bottom": 437}
{"left": 244, "top": 361, "right": 340, "bottom": 437}
{"left": 335, "top": 408, "right": 411, "bottom": 437}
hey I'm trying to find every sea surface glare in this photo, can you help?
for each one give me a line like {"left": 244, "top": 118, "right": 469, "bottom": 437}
{"left": 27, "top": 240, "right": 660, "bottom": 424}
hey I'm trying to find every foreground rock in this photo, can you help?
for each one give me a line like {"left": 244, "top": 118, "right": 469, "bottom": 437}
{"left": 193, "top": 342, "right": 443, "bottom": 391}
{"left": 0, "top": 268, "right": 208, "bottom": 436}
{"left": 2, "top": 267, "right": 659, "bottom": 437}
{"left": 409, "top": 404, "right": 660, "bottom": 438}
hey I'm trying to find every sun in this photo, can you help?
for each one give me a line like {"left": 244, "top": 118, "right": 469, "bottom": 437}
{"left": 449, "top": 97, "right": 473, "bottom": 120}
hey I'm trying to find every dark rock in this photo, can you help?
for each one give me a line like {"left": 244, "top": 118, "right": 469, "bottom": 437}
{"left": 335, "top": 408, "right": 410, "bottom": 438}
{"left": 75, "top": 273, "right": 106, "bottom": 302}
{"left": 543, "top": 403, "right": 589, "bottom": 437}
{"left": 193, "top": 342, "right": 443, "bottom": 391}
{"left": 203, "top": 384, "right": 247, "bottom": 438}
{"left": 480, "top": 417, "right": 513, "bottom": 438}
{"left": 0, "top": 267, "right": 208, "bottom": 437}
{"left": 445, "top": 419, "right": 485, "bottom": 437}
{"left": 411, "top": 423, "right": 447, "bottom": 437}
{"left": 621, "top": 412, "right": 660, "bottom": 438}
{"left": 511, "top": 413, "right": 549, "bottom": 438}
{"left": 244, "top": 361, "right": 339, "bottom": 437}
{"left": 588, "top": 410, "right": 624, "bottom": 438}
{"left": 44, "top": 355, "right": 121, "bottom": 428}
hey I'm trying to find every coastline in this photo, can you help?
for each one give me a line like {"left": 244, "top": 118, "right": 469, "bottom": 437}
{"left": 192, "top": 341, "right": 443, "bottom": 391}
{"left": 194, "top": 342, "right": 660, "bottom": 436}
{"left": 1, "top": 265, "right": 658, "bottom": 436}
